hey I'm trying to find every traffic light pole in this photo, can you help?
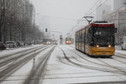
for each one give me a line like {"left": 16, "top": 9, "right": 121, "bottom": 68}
{"left": 45, "top": 28, "right": 48, "bottom": 39}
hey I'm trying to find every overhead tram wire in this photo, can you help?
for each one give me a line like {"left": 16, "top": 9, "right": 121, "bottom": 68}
{"left": 76, "top": 0, "right": 100, "bottom": 25}
{"left": 87, "top": 0, "right": 108, "bottom": 15}
{"left": 67, "top": 0, "right": 108, "bottom": 38}
{"left": 76, "top": 0, "right": 108, "bottom": 24}
{"left": 85, "top": 0, "right": 100, "bottom": 15}
{"left": 89, "top": 0, "right": 108, "bottom": 15}
{"left": 72, "top": 0, "right": 100, "bottom": 24}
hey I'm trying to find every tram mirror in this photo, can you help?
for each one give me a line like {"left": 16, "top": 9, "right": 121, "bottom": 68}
{"left": 114, "top": 28, "right": 117, "bottom": 33}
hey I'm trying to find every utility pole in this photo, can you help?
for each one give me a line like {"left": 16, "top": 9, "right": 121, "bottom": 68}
{"left": 0, "top": 0, "right": 5, "bottom": 42}
{"left": 60, "top": 35, "right": 62, "bottom": 45}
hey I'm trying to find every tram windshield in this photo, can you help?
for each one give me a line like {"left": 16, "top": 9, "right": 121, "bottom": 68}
{"left": 93, "top": 27, "right": 115, "bottom": 46}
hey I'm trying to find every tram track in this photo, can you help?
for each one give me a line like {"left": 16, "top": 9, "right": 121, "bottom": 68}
{"left": 23, "top": 46, "right": 55, "bottom": 84}
{"left": 65, "top": 46, "right": 114, "bottom": 68}
{"left": 72, "top": 48, "right": 126, "bottom": 72}
{"left": 0, "top": 45, "right": 53, "bottom": 83}
{"left": 0, "top": 47, "right": 43, "bottom": 63}
{"left": 115, "top": 53, "right": 126, "bottom": 59}
{"left": 113, "top": 53, "right": 126, "bottom": 64}
{"left": 97, "top": 58, "right": 126, "bottom": 75}
{"left": 0, "top": 45, "right": 49, "bottom": 72}
{"left": 60, "top": 47, "right": 126, "bottom": 75}
{"left": 113, "top": 58, "right": 126, "bottom": 64}
{"left": 60, "top": 48, "right": 115, "bottom": 73}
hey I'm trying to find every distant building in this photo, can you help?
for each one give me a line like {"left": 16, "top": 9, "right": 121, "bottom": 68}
{"left": 113, "top": 0, "right": 126, "bottom": 11}
{"left": 103, "top": 6, "right": 126, "bottom": 44}
{"left": 101, "top": 0, "right": 126, "bottom": 44}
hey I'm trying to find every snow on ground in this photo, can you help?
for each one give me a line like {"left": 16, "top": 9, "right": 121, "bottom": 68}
{"left": 42, "top": 45, "right": 126, "bottom": 84}
{"left": 115, "top": 50, "right": 126, "bottom": 55}
{"left": 1, "top": 44, "right": 126, "bottom": 84}
{"left": 1, "top": 60, "right": 33, "bottom": 84}
{"left": 1, "top": 45, "right": 54, "bottom": 84}
{"left": 115, "top": 45, "right": 126, "bottom": 55}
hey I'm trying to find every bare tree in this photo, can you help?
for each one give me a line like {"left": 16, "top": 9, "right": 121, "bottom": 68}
{"left": 0, "top": 0, "right": 44, "bottom": 44}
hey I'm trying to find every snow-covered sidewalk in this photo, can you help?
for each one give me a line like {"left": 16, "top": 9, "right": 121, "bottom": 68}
{"left": 115, "top": 50, "right": 126, "bottom": 55}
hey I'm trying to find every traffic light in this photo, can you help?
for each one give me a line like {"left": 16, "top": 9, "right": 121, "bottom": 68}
{"left": 45, "top": 28, "right": 47, "bottom": 32}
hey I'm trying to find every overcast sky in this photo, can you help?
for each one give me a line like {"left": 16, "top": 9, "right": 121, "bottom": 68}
{"left": 31, "top": 0, "right": 113, "bottom": 38}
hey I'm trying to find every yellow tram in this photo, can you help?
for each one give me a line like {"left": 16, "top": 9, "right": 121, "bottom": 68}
{"left": 65, "top": 37, "right": 74, "bottom": 44}
{"left": 75, "top": 21, "right": 117, "bottom": 57}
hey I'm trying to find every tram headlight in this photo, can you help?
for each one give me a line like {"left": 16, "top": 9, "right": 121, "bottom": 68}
{"left": 96, "top": 45, "right": 99, "bottom": 48}
{"left": 66, "top": 41, "right": 68, "bottom": 43}
{"left": 108, "top": 45, "right": 111, "bottom": 48}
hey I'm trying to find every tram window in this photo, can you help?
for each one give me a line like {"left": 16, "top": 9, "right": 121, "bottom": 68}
{"left": 80, "top": 34, "right": 82, "bottom": 43}
{"left": 85, "top": 32, "right": 88, "bottom": 44}
{"left": 75, "top": 36, "right": 77, "bottom": 43}
{"left": 88, "top": 33, "right": 91, "bottom": 42}
{"left": 79, "top": 35, "right": 81, "bottom": 43}
{"left": 77, "top": 35, "right": 79, "bottom": 43}
{"left": 93, "top": 28, "right": 115, "bottom": 46}
{"left": 81, "top": 34, "right": 83, "bottom": 41}
{"left": 93, "top": 28, "right": 114, "bottom": 36}
{"left": 84, "top": 32, "right": 86, "bottom": 43}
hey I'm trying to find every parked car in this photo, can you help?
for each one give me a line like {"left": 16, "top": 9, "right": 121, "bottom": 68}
{"left": 0, "top": 42, "right": 6, "bottom": 50}
{"left": 5, "top": 41, "right": 17, "bottom": 48}
{"left": 121, "top": 36, "right": 126, "bottom": 50}
{"left": 16, "top": 41, "right": 25, "bottom": 47}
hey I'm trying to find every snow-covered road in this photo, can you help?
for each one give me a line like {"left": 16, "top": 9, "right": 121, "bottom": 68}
{"left": 0, "top": 45, "right": 126, "bottom": 84}
{"left": 0, "top": 44, "right": 55, "bottom": 84}
{"left": 42, "top": 45, "right": 126, "bottom": 84}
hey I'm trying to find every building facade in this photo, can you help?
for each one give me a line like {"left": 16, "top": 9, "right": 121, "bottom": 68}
{"left": 113, "top": 0, "right": 126, "bottom": 11}
{"left": 103, "top": 6, "right": 126, "bottom": 44}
